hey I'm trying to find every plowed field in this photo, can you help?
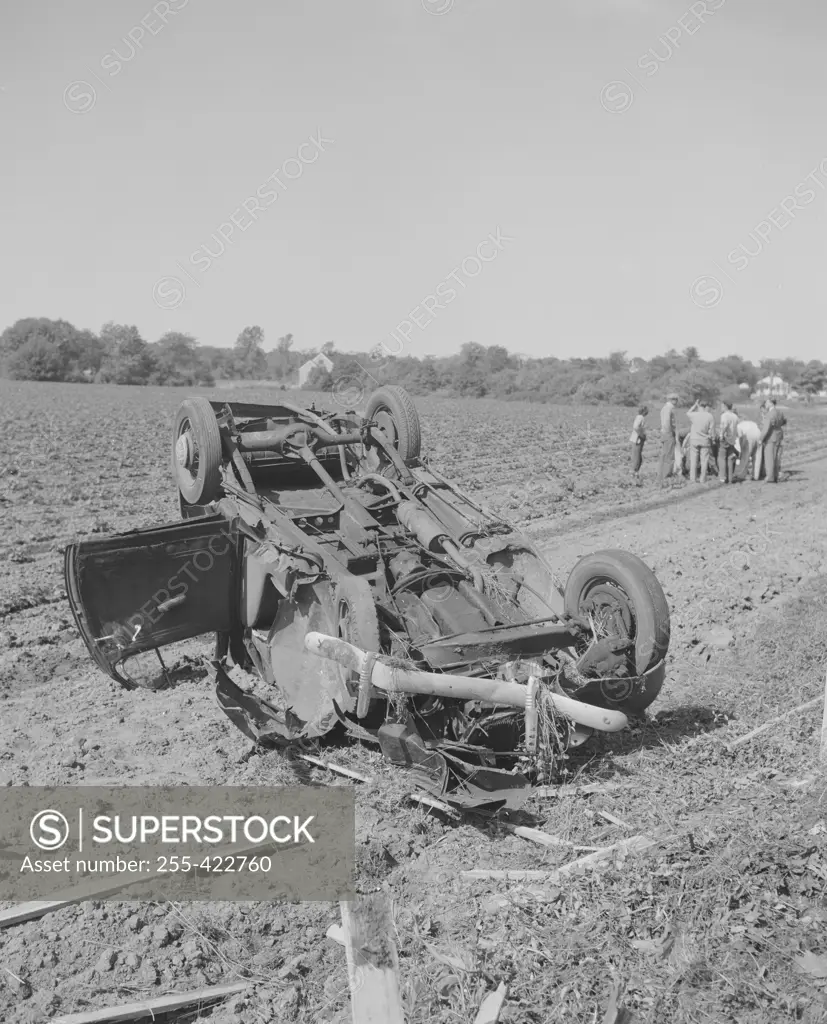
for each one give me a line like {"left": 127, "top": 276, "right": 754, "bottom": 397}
{"left": 1, "top": 379, "right": 826, "bottom": 1024}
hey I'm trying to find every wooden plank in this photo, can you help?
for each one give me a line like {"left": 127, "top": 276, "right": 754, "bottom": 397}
{"left": 533, "top": 782, "right": 625, "bottom": 798}
{"left": 727, "top": 697, "right": 823, "bottom": 750}
{"left": 474, "top": 981, "right": 508, "bottom": 1023}
{"left": 340, "top": 893, "right": 405, "bottom": 1024}
{"left": 462, "top": 869, "right": 552, "bottom": 881}
{"left": 593, "top": 809, "right": 632, "bottom": 830}
{"left": 50, "top": 982, "right": 247, "bottom": 1023}
{"left": 462, "top": 835, "right": 658, "bottom": 883}
{"left": 298, "top": 754, "right": 372, "bottom": 783}
{"left": 820, "top": 670, "right": 827, "bottom": 764}
{"left": 511, "top": 826, "right": 575, "bottom": 848}
{"left": 408, "top": 792, "right": 456, "bottom": 816}
{"left": 0, "top": 835, "right": 305, "bottom": 930}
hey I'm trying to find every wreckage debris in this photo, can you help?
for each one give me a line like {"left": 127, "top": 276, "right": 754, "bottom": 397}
{"left": 65, "top": 387, "right": 672, "bottom": 802}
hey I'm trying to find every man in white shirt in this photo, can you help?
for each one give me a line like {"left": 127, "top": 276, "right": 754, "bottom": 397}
{"left": 734, "top": 418, "right": 761, "bottom": 481}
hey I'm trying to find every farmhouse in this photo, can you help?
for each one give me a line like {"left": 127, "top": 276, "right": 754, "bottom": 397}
{"left": 754, "top": 374, "right": 791, "bottom": 399}
{"left": 297, "top": 352, "right": 333, "bottom": 387}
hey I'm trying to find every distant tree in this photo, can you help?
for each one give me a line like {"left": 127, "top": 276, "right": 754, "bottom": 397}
{"left": 5, "top": 335, "right": 67, "bottom": 380}
{"left": 664, "top": 367, "right": 720, "bottom": 406}
{"left": 795, "top": 361, "right": 827, "bottom": 396}
{"left": 321, "top": 340, "right": 336, "bottom": 357}
{"left": 452, "top": 364, "right": 488, "bottom": 397}
{"left": 233, "top": 325, "right": 266, "bottom": 379}
{"left": 0, "top": 317, "right": 104, "bottom": 381}
{"left": 683, "top": 346, "right": 700, "bottom": 365}
{"left": 269, "top": 333, "right": 295, "bottom": 379}
{"left": 151, "top": 332, "right": 213, "bottom": 386}
{"left": 608, "top": 350, "right": 628, "bottom": 373}
{"left": 306, "top": 364, "right": 334, "bottom": 390}
{"left": 459, "top": 342, "right": 486, "bottom": 368}
{"left": 484, "top": 345, "right": 512, "bottom": 374}
{"left": 98, "top": 323, "right": 157, "bottom": 384}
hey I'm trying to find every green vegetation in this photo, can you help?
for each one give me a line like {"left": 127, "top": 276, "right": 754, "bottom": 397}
{"left": 2, "top": 319, "right": 825, "bottom": 406}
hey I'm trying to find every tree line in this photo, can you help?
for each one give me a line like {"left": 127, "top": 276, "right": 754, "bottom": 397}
{"left": 1, "top": 317, "right": 826, "bottom": 406}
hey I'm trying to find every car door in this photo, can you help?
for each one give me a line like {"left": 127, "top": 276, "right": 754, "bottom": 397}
{"left": 65, "top": 515, "right": 241, "bottom": 687}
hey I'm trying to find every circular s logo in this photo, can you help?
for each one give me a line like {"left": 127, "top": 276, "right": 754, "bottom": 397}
{"left": 30, "top": 809, "right": 70, "bottom": 850}
{"left": 63, "top": 81, "right": 97, "bottom": 114}
{"left": 690, "top": 275, "right": 724, "bottom": 309}
{"left": 600, "top": 81, "right": 634, "bottom": 114}
{"left": 153, "top": 276, "right": 186, "bottom": 310}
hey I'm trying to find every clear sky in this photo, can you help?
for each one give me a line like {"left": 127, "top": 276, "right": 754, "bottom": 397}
{"left": 2, "top": 0, "right": 826, "bottom": 362}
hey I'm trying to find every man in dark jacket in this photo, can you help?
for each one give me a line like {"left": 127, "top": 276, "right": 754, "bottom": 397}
{"left": 657, "top": 392, "right": 680, "bottom": 487}
{"left": 759, "top": 398, "right": 786, "bottom": 483}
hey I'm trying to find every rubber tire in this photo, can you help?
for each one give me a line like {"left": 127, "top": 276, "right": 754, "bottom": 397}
{"left": 334, "top": 576, "right": 382, "bottom": 714}
{"left": 564, "top": 549, "right": 670, "bottom": 675}
{"left": 172, "top": 398, "right": 223, "bottom": 505}
{"left": 365, "top": 386, "right": 422, "bottom": 465}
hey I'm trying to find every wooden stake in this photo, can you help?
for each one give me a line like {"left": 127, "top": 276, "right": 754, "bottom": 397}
{"left": 50, "top": 982, "right": 247, "bottom": 1023}
{"left": 340, "top": 893, "right": 405, "bottom": 1024}
{"left": 820, "top": 669, "right": 827, "bottom": 765}
{"left": 727, "top": 697, "right": 823, "bottom": 750}
{"left": 462, "top": 835, "right": 658, "bottom": 882}
{"left": 298, "top": 754, "right": 372, "bottom": 783}
{"left": 474, "top": 981, "right": 508, "bottom": 1023}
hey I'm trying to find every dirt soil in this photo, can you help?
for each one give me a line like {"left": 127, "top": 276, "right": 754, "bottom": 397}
{"left": 1, "top": 381, "right": 826, "bottom": 1024}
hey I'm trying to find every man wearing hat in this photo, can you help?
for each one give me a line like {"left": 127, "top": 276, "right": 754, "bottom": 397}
{"left": 657, "top": 391, "right": 680, "bottom": 487}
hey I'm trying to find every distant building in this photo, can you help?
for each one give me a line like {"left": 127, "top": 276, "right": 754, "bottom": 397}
{"left": 754, "top": 374, "right": 791, "bottom": 399}
{"left": 628, "top": 358, "right": 646, "bottom": 374}
{"left": 297, "top": 352, "right": 334, "bottom": 387}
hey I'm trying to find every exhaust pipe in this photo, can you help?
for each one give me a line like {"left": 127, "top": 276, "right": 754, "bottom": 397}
{"left": 303, "top": 632, "right": 628, "bottom": 733}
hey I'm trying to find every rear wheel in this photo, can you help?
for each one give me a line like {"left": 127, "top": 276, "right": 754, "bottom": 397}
{"left": 365, "top": 386, "right": 421, "bottom": 465}
{"left": 173, "top": 398, "right": 223, "bottom": 505}
{"left": 333, "top": 576, "right": 382, "bottom": 718}
{"left": 564, "top": 549, "right": 670, "bottom": 677}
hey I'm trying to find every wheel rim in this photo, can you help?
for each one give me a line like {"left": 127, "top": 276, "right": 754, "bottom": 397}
{"left": 336, "top": 599, "right": 355, "bottom": 685}
{"left": 373, "top": 408, "right": 398, "bottom": 447}
{"left": 175, "top": 418, "right": 199, "bottom": 488}
{"left": 579, "top": 580, "right": 635, "bottom": 642}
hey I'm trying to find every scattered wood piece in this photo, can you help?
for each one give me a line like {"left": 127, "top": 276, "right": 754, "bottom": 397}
{"left": 820, "top": 669, "right": 827, "bottom": 764}
{"left": 601, "top": 979, "right": 633, "bottom": 1024}
{"left": 555, "top": 835, "right": 656, "bottom": 877}
{"left": 462, "top": 835, "right": 658, "bottom": 883}
{"left": 534, "top": 781, "right": 625, "bottom": 798}
{"left": 340, "top": 893, "right": 405, "bottom": 1023}
{"left": 511, "top": 825, "right": 573, "bottom": 847}
{"left": 593, "top": 809, "right": 632, "bottom": 830}
{"left": 298, "top": 754, "right": 372, "bottom": 783}
{"left": 474, "top": 981, "right": 508, "bottom": 1023}
{"left": 408, "top": 792, "right": 457, "bottom": 815}
{"left": 326, "top": 923, "right": 345, "bottom": 946}
{"left": 727, "top": 697, "right": 823, "bottom": 750}
{"left": 463, "top": 869, "right": 556, "bottom": 881}
{"left": 51, "top": 982, "right": 247, "bottom": 1023}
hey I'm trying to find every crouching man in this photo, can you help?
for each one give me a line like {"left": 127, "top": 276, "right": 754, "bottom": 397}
{"left": 734, "top": 419, "right": 761, "bottom": 481}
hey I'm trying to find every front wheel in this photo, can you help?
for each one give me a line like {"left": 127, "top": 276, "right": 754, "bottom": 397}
{"left": 365, "top": 386, "right": 422, "bottom": 465}
{"left": 564, "top": 549, "right": 670, "bottom": 679}
{"left": 172, "top": 398, "right": 223, "bottom": 505}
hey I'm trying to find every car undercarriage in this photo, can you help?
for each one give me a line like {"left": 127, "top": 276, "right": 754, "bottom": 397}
{"left": 65, "top": 386, "right": 671, "bottom": 809}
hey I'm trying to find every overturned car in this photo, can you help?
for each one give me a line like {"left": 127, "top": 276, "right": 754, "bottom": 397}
{"left": 65, "top": 387, "right": 670, "bottom": 806}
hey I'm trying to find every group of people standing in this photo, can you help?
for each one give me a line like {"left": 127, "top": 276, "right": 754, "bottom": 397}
{"left": 629, "top": 392, "right": 787, "bottom": 486}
